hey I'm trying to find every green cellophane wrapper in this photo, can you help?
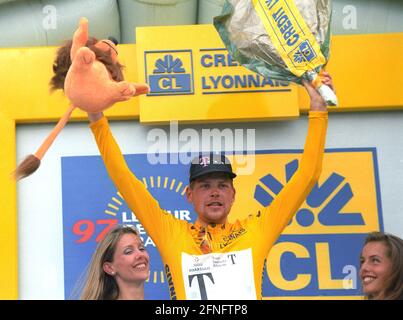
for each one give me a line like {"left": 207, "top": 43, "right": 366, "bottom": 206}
{"left": 213, "top": 0, "right": 332, "bottom": 84}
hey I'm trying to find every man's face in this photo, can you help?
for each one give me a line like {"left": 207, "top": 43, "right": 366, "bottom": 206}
{"left": 186, "top": 173, "right": 235, "bottom": 226}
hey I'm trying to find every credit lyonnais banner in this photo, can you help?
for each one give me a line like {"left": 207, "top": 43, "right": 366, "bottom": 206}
{"left": 252, "top": 0, "right": 327, "bottom": 77}
{"left": 136, "top": 25, "right": 299, "bottom": 124}
{"left": 213, "top": 0, "right": 337, "bottom": 105}
{"left": 62, "top": 148, "right": 382, "bottom": 299}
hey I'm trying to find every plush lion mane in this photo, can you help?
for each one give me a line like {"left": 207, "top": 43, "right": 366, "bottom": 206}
{"left": 49, "top": 36, "right": 125, "bottom": 91}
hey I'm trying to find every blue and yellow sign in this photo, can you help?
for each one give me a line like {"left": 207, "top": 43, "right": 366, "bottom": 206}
{"left": 136, "top": 25, "right": 299, "bottom": 124}
{"left": 62, "top": 148, "right": 382, "bottom": 299}
{"left": 145, "top": 50, "right": 195, "bottom": 96}
{"left": 230, "top": 148, "right": 382, "bottom": 298}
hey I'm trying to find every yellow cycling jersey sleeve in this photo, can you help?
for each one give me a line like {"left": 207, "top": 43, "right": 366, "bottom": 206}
{"left": 248, "top": 111, "right": 328, "bottom": 253}
{"left": 89, "top": 117, "right": 185, "bottom": 253}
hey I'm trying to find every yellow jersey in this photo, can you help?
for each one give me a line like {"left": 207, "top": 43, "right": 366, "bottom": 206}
{"left": 90, "top": 111, "right": 328, "bottom": 299}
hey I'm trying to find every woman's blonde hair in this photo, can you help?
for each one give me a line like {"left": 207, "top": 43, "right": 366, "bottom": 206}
{"left": 80, "top": 225, "right": 140, "bottom": 300}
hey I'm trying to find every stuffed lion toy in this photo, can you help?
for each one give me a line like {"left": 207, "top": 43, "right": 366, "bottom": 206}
{"left": 14, "top": 18, "right": 149, "bottom": 180}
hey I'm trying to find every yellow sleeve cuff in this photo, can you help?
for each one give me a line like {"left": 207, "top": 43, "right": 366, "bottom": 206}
{"left": 89, "top": 116, "right": 107, "bottom": 131}
{"left": 308, "top": 111, "right": 328, "bottom": 119}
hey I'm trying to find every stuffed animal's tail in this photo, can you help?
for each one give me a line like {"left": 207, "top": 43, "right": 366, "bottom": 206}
{"left": 13, "top": 104, "right": 76, "bottom": 180}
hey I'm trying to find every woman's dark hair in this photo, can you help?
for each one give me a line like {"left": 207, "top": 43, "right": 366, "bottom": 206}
{"left": 363, "top": 232, "right": 403, "bottom": 300}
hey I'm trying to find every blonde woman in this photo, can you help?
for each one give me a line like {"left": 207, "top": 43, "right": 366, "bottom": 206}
{"left": 80, "top": 225, "right": 150, "bottom": 300}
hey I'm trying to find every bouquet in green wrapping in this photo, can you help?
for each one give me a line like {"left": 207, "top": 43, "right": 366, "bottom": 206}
{"left": 214, "top": 0, "right": 338, "bottom": 106}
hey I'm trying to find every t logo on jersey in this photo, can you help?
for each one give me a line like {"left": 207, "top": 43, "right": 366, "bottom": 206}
{"left": 144, "top": 50, "right": 194, "bottom": 96}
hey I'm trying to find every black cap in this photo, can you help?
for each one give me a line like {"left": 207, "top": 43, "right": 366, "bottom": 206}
{"left": 189, "top": 153, "right": 237, "bottom": 183}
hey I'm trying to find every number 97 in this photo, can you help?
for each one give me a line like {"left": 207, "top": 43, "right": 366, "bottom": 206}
{"left": 73, "top": 219, "right": 118, "bottom": 243}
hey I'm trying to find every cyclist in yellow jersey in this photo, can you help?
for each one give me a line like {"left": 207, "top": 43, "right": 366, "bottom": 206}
{"left": 88, "top": 73, "right": 333, "bottom": 300}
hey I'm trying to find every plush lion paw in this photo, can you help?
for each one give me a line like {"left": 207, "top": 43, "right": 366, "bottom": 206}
{"left": 74, "top": 47, "right": 96, "bottom": 70}
{"left": 114, "top": 82, "right": 150, "bottom": 101}
{"left": 118, "top": 81, "right": 136, "bottom": 98}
